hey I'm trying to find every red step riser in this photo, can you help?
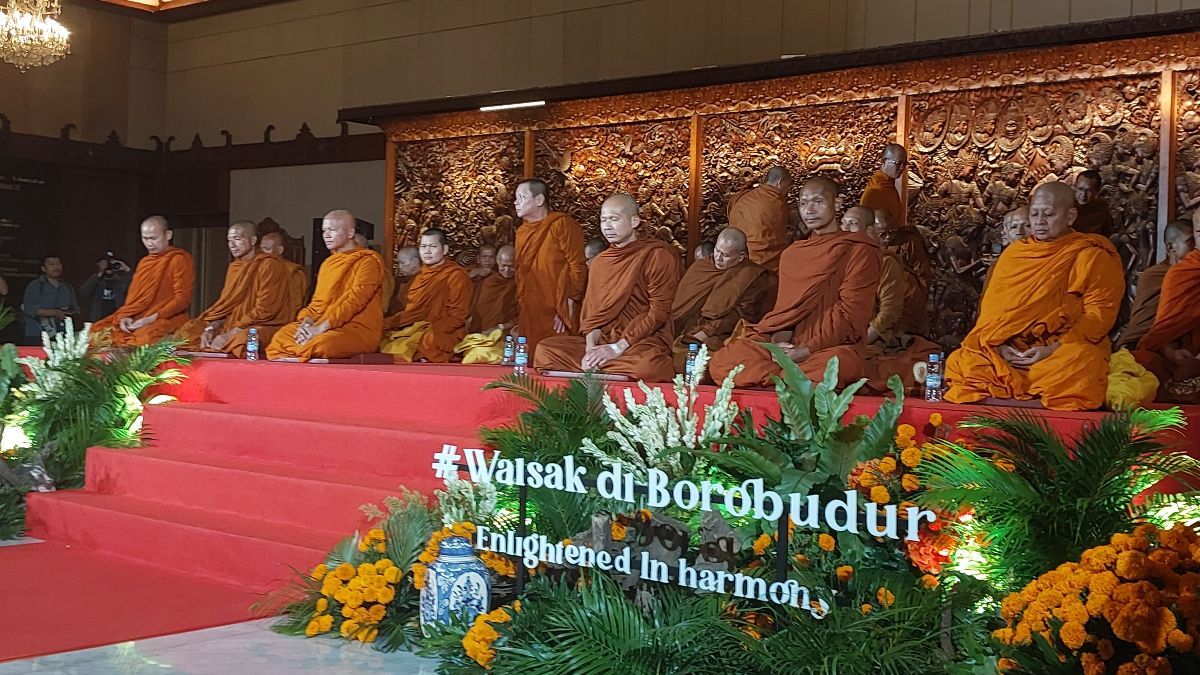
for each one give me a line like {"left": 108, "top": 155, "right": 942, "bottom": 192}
{"left": 85, "top": 449, "right": 399, "bottom": 534}
{"left": 25, "top": 494, "right": 331, "bottom": 593}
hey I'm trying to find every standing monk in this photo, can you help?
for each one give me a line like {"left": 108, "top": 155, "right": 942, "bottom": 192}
{"left": 1117, "top": 220, "right": 1194, "bottom": 350}
{"left": 861, "top": 143, "right": 908, "bottom": 226}
{"left": 379, "top": 229, "right": 473, "bottom": 363}
{"left": 727, "top": 166, "right": 792, "bottom": 271}
{"left": 944, "top": 182, "right": 1124, "bottom": 411}
{"left": 456, "top": 245, "right": 519, "bottom": 364}
{"left": 1072, "top": 170, "right": 1116, "bottom": 237}
{"left": 1132, "top": 211, "right": 1200, "bottom": 399}
{"left": 266, "top": 210, "right": 385, "bottom": 361}
{"left": 535, "top": 194, "right": 679, "bottom": 382}
{"left": 710, "top": 178, "right": 881, "bottom": 388}
{"left": 93, "top": 216, "right": 194, "bottom": 347}
{"left": 259, "top": 231, "right": 309, "bottom": 318}
{"left": 175, "top": 222, "right": 294, "bottom": 357}
{"left": 514, "top": 179, "right": 587, "bottom": 353}
{"left": 670, "top": 227, "right": 773, "bottom": 373}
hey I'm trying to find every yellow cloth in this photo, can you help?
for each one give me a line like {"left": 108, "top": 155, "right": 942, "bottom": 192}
{"left": 380, "top": 321, "right": 431, "bottom": 362}
{"left": 454, "top": 328, "right": 505, "bottom": 365}
{"left": 1106, "top": 348, "right": 1159, "bottom": 411}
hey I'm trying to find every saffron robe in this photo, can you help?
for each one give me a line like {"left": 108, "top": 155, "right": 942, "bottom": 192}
{"left": 727, "top": 184, "right": 790, "bottom": 271}
{"left": 1133, "top": 251, "right": 1200, "bottom": 397}
{"left": 467, "top": 272, "right": 518, "bottom": 334}
{"left": 515, "top": 211, "right": 587, "bottom": 354}
{"left": 93, "top": 247, "right": 194, "bottom": 347}
{"left": 945, "top": 232, "right": 1125, "bottom": 411}
{"left": 669, "top": 258, "right": 773, "bottom": 373}
{"left": 387, "top": 277, "right": 413, "bottom": 316}
{"left": 176, "top": 255, "right": 293, "bottom": 357}
{"left": 266, "top": 248, "right": 385, "bottom": 361}
{"left": 860, "top": 170, "right": 905, "bottom": 225}
{"left": 1116, "top": 260, "right": 1169, "bottom": 350}
{"left": 534, "top": 239, "right": 679, "bottom": 382}
{"left": 379, "top": 261, "right": 473, "bottom": 363}
{"left": 709, "top": 231, "right": 882, "bottom": 388}
{"left": 282, "top": 259, "right": 309, "bottom": 320}
{"left": 1074, "top": 198, "right": 1116, "bottom": 238}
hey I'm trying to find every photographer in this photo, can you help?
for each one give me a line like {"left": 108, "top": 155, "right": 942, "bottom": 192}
{"left": 80, "top": 252, "right": 131, "bottom": 322}
{"left": 22, "top": 255, "right": 79, "bottom": 343}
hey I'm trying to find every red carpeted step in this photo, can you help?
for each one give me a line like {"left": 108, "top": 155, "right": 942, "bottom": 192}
{"left": 25, "top": 491, "right": 339, "bottom": 592}
{"left": 142, "top": 401, "right": 476, "bottom": 483}
{"left": 85, "top": 447, "right": 409, "bottom": 533}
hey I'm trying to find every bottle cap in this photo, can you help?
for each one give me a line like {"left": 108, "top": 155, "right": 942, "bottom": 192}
{"left": 517, "top": 336, "right": 527, "bottom": 343}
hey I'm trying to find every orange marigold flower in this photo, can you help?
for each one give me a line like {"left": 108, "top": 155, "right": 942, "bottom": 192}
{"left": 752, "top": 533, "right": 772, "bottom": 556}
{"left": 1080, "top": 653, "right": 1105, "bottom": 675}
{"left": 638, "top": 509, "right": 652, "bottom": 522}
{"left": 896, "top": 424, "right": 916, "bottom": 441}
{"left": 818, "top": 534, "right": 836, "bottom": 552}
{"left": 835, "top": 565, "right": 853, "bottom": 582}
{"left": 996, "top": 657, "right": 1019, "bottom": 673}
{"left": 869, "top": 485, "right": 891, "bottom": 504}
{"left": 860, "top": 603, "right": 872, "bottom": 615}
{"left": 793, "top": 553, "right": 809, "bottom": 567}
{"left": 1168, "top": 628, "right": 1194, "bottom": 652}
{"left": 876, "top": 587, "right": 895, "bottom": 607}
{"left": 1115, "top": 550, "right": 1150, "bottom": 580}
{"left": 928, "top": 413, "right": 943, "bottom": 428}
{"left": 611, "top": 521, "right": 628, "bottom": 541}
{"left": 902, "top": 473, "right": 921, "bottom": 492}
{"left": 1081, "top": 545, "right": 1118, "bottom": 572}
{"left": 900, "top": 447, "right": 922, "bottom": 468}
{"left": 920, "top": 574, "right": 939, "bottom": 589}
{"left": 858, "top": 470, "right": 880, "bottom": 488}
{"left": 878, "top": 456, "right": 898, "bottom": 474}
{"left": 1059, "top": 621, "right": 1089, "bottom": 650}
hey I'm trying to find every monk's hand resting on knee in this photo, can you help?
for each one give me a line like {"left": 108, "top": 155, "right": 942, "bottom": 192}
{"left": 295, "top": 318, "right": 317, "bottom": 345}
{"left": 778, "top": 342, "right": 811, "bottom": 363}
{"left": 582, "top": 339, "right": 628, "bottom": 370}
{"left": 1004, "top": 343, "right": 1059, "bottom": 370}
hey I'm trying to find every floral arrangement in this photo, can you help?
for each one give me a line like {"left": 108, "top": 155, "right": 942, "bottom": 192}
{"left": 305, "top": 528, "right": 401, "bottom": 643}
{"left": 461, "top": 604, "right": 518, "bottom": 669}
{"left": 411, "top": 521, "right": 515, "bottom": 591}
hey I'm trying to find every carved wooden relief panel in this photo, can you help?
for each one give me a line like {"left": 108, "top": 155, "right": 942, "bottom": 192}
{"left": 699, "top": 100, "right": 896, "bottom": 243}
{"left": 1178, "top": 70, "right": 1200, "bottom": 219}
{"left": 391, "top": 132, "right": 524, "bottom": 267}
{"left": 532, "top": 120, "right": 690, "bottom": 256}
{"left": 908, "top": 76, "right": 1161, "bottom": 346}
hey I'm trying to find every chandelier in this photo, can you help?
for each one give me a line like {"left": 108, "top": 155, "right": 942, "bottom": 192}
{"left": 0, "top": 0, "right": 70, "bottom": 72}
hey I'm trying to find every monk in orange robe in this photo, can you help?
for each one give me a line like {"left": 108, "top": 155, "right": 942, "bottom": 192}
{"left": 1072, "top": 170, "right": 1116, "bottom": 237}
{"left": 861, "top": 143, "right": 907, "bottom": 225}
{"left": 670, "top": 227, "right": 773, "bottom": 373}
{"left": 535, "top": 193, "right": 679, "bottom": 382}
{"left": 980, "top": 206, "right": 1031, "bottom": 300}
{"left": 584, "top": 239, "right": 608, "bottom": 268}
{"left": 379, "top": 228, "right": 473, "bottom": 363}
{"left": 259, "top": 231, "right": 309, "bottom": 318}
{"left": 175, "top": 222, "right": 293, "bottom": 357}
{"left": 710, "top": 178, "right": 881, "bottom": 388}
{"left": 468, "top": 244, "right": 497, "bottom": 282}
{"left": 945, "top": 182, "right": 1125, "bottom": 411}
{"left": 382, "top": 246, "right": 420, "bottom": 315}
{"left": 266, "top": 210, "right": 385, "bottom": 361}
{"left": 467, "top": 245, "right": 518, "bottom": 335}
{"left": 727, "top": 166, "right": 792, "bottom": 271}
{"left": 1133, "top": 212, "right": 1200, "bottom": 399}
{"left": 1117, "top": 220, "right": 1194, "bottom": 350}
{"left": 93, "top": 216, "right": 194, "bottom": 347}
{"left": 514, "top": 178, "right": 587, "bottom": 354}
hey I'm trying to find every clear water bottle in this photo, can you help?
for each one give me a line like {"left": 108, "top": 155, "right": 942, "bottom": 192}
{"left": 502, "top": 335, "right": 515, "bottom": 366}
{"left": 246, "top": 327, "right": 259, "bottom": 361}
{"left": 513, "top": 336, "right": 528, "bottom": 376}
{"left": 684, "top": 342, "right": 700, "bottom": 380}
{"left": 924, "top": 352, "right": 943, "bottom": 402}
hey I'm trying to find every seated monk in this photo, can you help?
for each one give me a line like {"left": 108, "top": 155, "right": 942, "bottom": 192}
{"left": 175, "top": 221, "right": 295, "bottom": 357}
{"left": 727, "top": 166, "right": 792, "bottom": 271}
{"left": 379, "top": 228, "right": 473, "bottom": 363}
{"left": 514, "top": 178, "right": 587, "bottom": 354}
{"left": 693, "top": 240, "right": 715, "bottom": 262}
{"left": 468, "top": 244, "right": 497, "bottom": 282}
{"left": 980, "top": 206, "right": 1031, "bottom": 297}
{"left": 670, "top": 227, "right": 773, "bottom": 373}
{"left": 1133, "top": 211, "right": 1200, "bottom": 400}
{"left": 534, "top": 193, "right": 679, "bottom": 382}
{"left": 944, "top": 182, "right": 1125, "bottom": 411}
{"left": 1072, "top": 170, "right": 1116, "bottom": 237}
{"left": 872, "top": 203, "right": 931, "bottom": 336}
{"left": 93, "top": 216, "right": 194, "bottom": 347}
{"left": 259, "top": 231, "right": 309, "bottom": 315}
{"left": 456, "top": 245, "right": 518, "bottom": 364}
{"left": 266, "top": 210, "right": 385, "bottom": 361}
{"left": 709, "top": 177, "right": 881, "bottom": 388}
{"left": 1117, "top": 219, "right": 1194, "bottom": 350}
{"left": 385, "top": 246, "right": 421, "bottom": 315}
{"left": 584, "top": 238, "right": 608, "bottom": 268}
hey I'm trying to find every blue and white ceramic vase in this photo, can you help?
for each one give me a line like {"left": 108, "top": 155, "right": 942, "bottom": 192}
{"left": 419, "top": 536, "right": 490, "bottom": 632}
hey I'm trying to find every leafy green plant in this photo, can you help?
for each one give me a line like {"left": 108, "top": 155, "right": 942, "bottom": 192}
{"left": 482, "top": 374, "right": 615, "bottom": 467}
{"left": 915, "top": 407, "right": 1200, "bottom": 593}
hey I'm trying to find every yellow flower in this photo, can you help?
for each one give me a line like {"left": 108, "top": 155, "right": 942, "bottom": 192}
{"left": 818, "top": 534, "right": 836, "bottom": 552}
{"left": 896, "top": 424, "right": 916, "bottom": 441}
{"left": 318, "top": 614, "right": 333, "bottom": 632}
{"left": 752, "top": 533, "right": 772, "bottom": 556}
{"left": 928, "top": 413, "right": 943, "bottom": 427}
{"left": 305, "top": 619, "right": 320, "bottom": 637}
{"left": 900, "top": 447, "right": 922, "bottom": 468}
{"left": 347, "top": 577, "right": 363, "bottom": 591}
{"left": 374, "top": 558, "right": 394, "bottom": 571}
{"left": 901, "top": 473, "right": 921, "bottom": 492}
{"left": 374, "top": 542, "right": 386, "bottom": 553}
{"left": 835, "top": 565, "right": 853, "bottom": 582}
{"left": 512, "top": 600, "right": 522, "bottom": 612}
{"left": 363, "top": 587, "right": 379, "bottom": 603}
{"left": 878, "top": 456, "right": 898, "bottom": 474}
{"left": 794, "top": 554, "right": 809, "bottom": 567}
{"left": 357, "top": 562, "right": 376, "bottom": 578}
{"left": 920, "top": 575, "right": 939, "bottom": 589}
{"left": 996, "top": 657, "right": 1018, "bottom": 673}
{"left": 369, "top": 603, "right": 387, "bottom": 622}
{"left": 335, "top": 563, "right": 356, "bottom": 581}
{"left": 346, "top": 590, "right": 364, "bottom": 609}
{"left": 315, "top": 598, "right": 328, "bottom": 613}
{"left": 611, "top": 521, "right": 628, "bottom": 541}
{"left": 860, "top": 603, "right": 872, "bottom": 615}
{"left": 1059, "top": 621, "right": 1089, "bottom": 650}
{"left": 367, "top": 528, "right": 385, "bottom": 541}
{"left": 333, "top": 587, "right": 350, "bottom": 604}
{"left": 310, "top": 563, "right": 328, "bottom": 580}
{"left": 876, "top": 587, "right": 895, "bottom": 607}
{"left": 377, "top": 585, "right": 396, "bottom": 604}
{"left": 412, "top": 564, "right": 427, "bottom": 590}
{"left": 638, "top": 509, "right": 652, "bottom": 522}
{"left": 869, "top": 485, "right": 891, "bottom": 504}
{"left": 858, "top": 471, "right": 879, "bottom": 488}
{"left": 383, "top": 566, "right": 401, "bottom": 584}
{"left": 361, "top": 627, "right": 378, "bottom": 644}
{"left": 340, "top": 620, "right": 359, "bottom": 638}
{"left": 341, "top": 605, "right": 355, "bottom": 619}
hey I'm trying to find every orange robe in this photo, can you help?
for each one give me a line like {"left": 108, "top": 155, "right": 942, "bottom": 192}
{"left": 176, "top": 255, "right": 295, "bottom": 357}
{"left": 860, "top": 170, "right": 905, "bottom": 225}
{"left": 864, "top": 250, "right": 939, "bottom": 394}
{"left": 709, "top": 231, "right": 881, "bottom": 388}
{"left": 93, "top": 247, "right": 194, "bottom": 347}
{"left": 727, "top": 184, "right": 789, "bottom": 271}
{"left": 1074, "top": 198, "right": 1116, "bottom": 238}
{"left": 1116, "top": 260, "right": 1169, "bottom": 350}
{"left": 282, "top": 260, "right": 308, "bottom": 319}
{"left": 945, "top": 232, "right": 1124, "bottom": 411}
{"left": 381, "top": 261, "right": 473, "bottom": 362}
{"left": 1133, "top": 251, "right": 1200, "bottom": 396}
{"left": 534, "top": 239, "right": 679, "bottom": 382}
{"left": 468, "top": 272, "right": 518, "bottom": 334}
{"left": 266, "top": 248, "right": 385, "bottom": 362}
{"left": 388, "top": 277, "right": 413, "bottom": 315}
{"left": 670, "top": 258, "right": 773, "bottom": 372}
{"left": 516, "top": 211, "right": 587, "bottom": 354}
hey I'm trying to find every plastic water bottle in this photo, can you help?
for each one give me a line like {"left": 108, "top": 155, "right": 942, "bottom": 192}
{"left": 502, "top": 335, "right": 515, "bottom": 366}
{"left": 684, "top": 343, "right": 700, "bottom": 380}
{"left": 513, "top": 336, "right": 528, "bottom": 376}
{"left": 246, "top": 327, "right": 259, "bottom": 361}
{"left": 924, "top": 352, "right": 943, "bottom": 402}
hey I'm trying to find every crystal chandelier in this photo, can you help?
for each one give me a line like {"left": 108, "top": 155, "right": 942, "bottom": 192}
{"left": 0, "top": 0, "right": 70, "bottom": 72}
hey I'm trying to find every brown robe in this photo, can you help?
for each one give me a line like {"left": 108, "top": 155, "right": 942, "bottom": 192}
{"left": 1133, "top": 250, "right": 1200, "bottom": 399}
{"left": 860, "top": 170, "right": 905, "bottom": 225}
{"left": 516, "top": 211, "right": 587, "bottom": 354}
{"left": 1116, "top": 260, "right": 1170, "bottom": 350}
{"left": 727, "top": 184, "right": 790, "bottom": 271}
{"left": 709, "top": 231, "right": 881, "bottom": 388}
{"left": 535, "top": 239, "right": 679, "bottom": 382}
{"left": 381, "top": 261, "right": 473, "bottom": 362}
{"left": 669, "top": 258, "right": 773, "bottom": 373}
{"left": 176, "top": 255, "right": 294, "bottom": 357}
{"left": 93, "top": 247, "right": 194, "bottom": 347}
{"left": 864, "top": 250, "right": 939, "bottom": 394}
{"left": 1074, "top": 198, "right": 1116, "bottom": 238}
{"left": 468, "top": 272, "right": 518, "bottom": 334}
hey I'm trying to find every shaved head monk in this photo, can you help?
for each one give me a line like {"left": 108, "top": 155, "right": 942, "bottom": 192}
{"left": 861, "top": 144, "right": 908, "bottom": 226}
{"left": 469, "top": 244, "right": 498, "bottom": 281}
{"left": 670, "top": 227, "right": 773, "bottom": 373}
{"left": 1132, "top": 212, "right": 1200, "bottom": 400}
{"left": 534, "top": 193, "right": 680, "bottom": 381}
{"left": 1001, "top": 206, "right": 1031, "bottom": 247}
{"left": 1118, "top": 220, "right": 1194, "bottom": 350}
{"left": 260, "top": 231, "right": 310, "bottom": 316}
{"left": 694, "top": 240, "right": 716, "bottom": 262}
{"left": 584, "top": 238, "right": 608, "bottom": 267}
{"left": 93, "top": 216, "right": 194, "bottom": 347}
{"left": 266, "top": 210, "right": 386, "bottom": 361}
{"left": 387, "top": 246, "right": 421, "bottom": 315}
{"left": 944, "top": 182, "right": 1125, "bottom": 410}
{"left": 866, "top": 153, "right": 932, "bottom": 333}
{"left": 175, "top": 221, "right": 296, "bottom": 357}
{"left": 1072, "top": 170, "right": 1116, "bottom": 237}
{"left": 710, "top": 177, "right": 882, "bottom": 388}
{"left": 727, "top": 166, "right": 792, "bottom": 271}
{"left": 379, "top": 228, "right": 473, "bottom": 362}
{"left": 514, "top": 178, "right": 587, "bottom": 354}
{"left": 456, "top": 245, "right": 519, "bottom": 364}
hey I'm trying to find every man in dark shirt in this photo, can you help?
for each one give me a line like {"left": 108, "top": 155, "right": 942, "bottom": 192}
{"left": 22, "top": 255, "right": 79, "bottom": 342}
{"left": 1073, "top": 170, "right": 1117, "bottom": 238}
{"left": 80, "top": 256, "right": 132, "bottom": 323}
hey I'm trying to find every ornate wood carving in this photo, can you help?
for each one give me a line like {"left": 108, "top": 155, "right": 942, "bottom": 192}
{"left": 1178, "top": 70, "right": 1200, "bottom": 218}
{"left": 533, "top": 121, "right": 690, "bottom": 255}
{"left": 391, "top": 132, "right": 524, "bottom": 264}
{"left": 699, "top": 100, "right": 897, "bottom": 243}
{"left": 908, "top": 75, "right": 1161, "bottom": 346}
